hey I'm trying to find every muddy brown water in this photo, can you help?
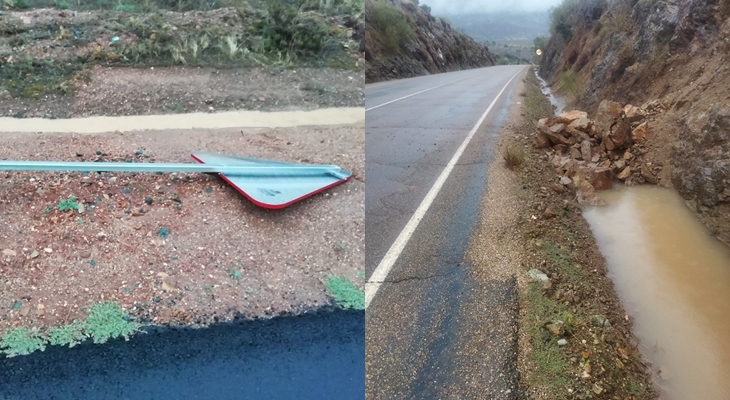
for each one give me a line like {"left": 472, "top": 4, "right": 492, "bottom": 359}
{"left": 0, "top": 108, "right": 364, "bottom": 133}
{"left": 583, "top": 185, "right": 730, "bottom": 400}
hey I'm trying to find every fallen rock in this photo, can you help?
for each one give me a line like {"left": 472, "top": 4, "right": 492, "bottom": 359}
{"left": 528, "top": 269, "right": 550, "bottom": 282}
{"left": 545, "top": 322, "right": 564, "bottom": 336}
{"left": 641, "top": 164, "right": 658, "bottom": 184}
{"left": 574, "top": 175, "right": 606, "bottom": 206}
{"left": 596, "top": 100, "right": 624, "bottom": 135}
{"left": 560, "top": 176, "right": 572, "bottom": 186}
{"left": 557, "top": 338, "right": 568, "bottom": 346}
{"left": 543, "top": 206, "right": 558, "bottom": 219}
{"left": 581, "top": 140, "right": 592, "bottom": 161}
{"left": 617, "top": 167, "right": 632, "bottom": 180}
{"left": 624, "top": 104, "right": 647, "bottom": 123}
{"left": 555, "top": 110, "right": 588, "bottom": 125}
{"left": 588, "top": 168, "right": 614, "bottom": 190}
{"left": 2, "top": 249, "right": 16, "bottom": 257}
{"left": 534, "top": 132, "right": 551, "bottom": 149}
{"left": 569, "top": 146, "right": 582, "bottom": 160}
{"left": 632, "top": 121, "right": 650, "bottom": 142}
{"left": 568, "top": 116, "right": 591, "bottom": 134}
{"left": 30, "top": 250, "right": 39, "bottom": 259}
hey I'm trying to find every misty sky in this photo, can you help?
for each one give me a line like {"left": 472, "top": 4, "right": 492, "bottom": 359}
{"left": 425, "top": 0, "right": 564, "bottom": 15}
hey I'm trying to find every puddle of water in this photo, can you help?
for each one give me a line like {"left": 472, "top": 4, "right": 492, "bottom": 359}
{"left": 0, "top": 108, "right": 364, "bottom": 134}
{"left": 583, "top": 185, "right": 730, "bottom": 400}
{"left": 533, "top": 69, "right": 566, "bottom": 114}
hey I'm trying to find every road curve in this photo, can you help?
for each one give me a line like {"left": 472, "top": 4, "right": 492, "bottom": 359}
{"left": 365, "top": 65, "right": 527, "bottom": 399}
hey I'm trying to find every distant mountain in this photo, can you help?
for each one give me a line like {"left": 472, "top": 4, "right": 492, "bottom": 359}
{"left": 439, "top": 11, "right": 550, "bottom": 44}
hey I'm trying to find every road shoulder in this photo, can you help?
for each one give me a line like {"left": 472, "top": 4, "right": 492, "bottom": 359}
{"left": 469, "top": 69, "right": 655, "bottom": 399}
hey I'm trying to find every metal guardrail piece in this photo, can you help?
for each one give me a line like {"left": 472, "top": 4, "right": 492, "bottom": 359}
{"left": 0, "top": 152, "right": 353, "bottom": 209}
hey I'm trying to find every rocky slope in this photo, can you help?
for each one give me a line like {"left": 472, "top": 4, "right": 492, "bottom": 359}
{"left": 538, "top": 0, "right": 730, "bottom": 245}
{"left": 365, "top": 0, "right": 496, "bottom": 82}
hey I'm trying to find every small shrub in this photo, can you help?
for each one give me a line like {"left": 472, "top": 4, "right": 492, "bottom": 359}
{"left": 325, "top": 275, "right": 364, "bottom": 310}
{"left": 83, "top": 302, "right": 139, "bottom": 344}
{"left": 57, "top": 195, "right": 79, "bottom": 212}
{"left": 502, "top": 145, "right": 525, "bottom": 169}
{"left": 1, "top": 328, "right": 46, "bottom": 357}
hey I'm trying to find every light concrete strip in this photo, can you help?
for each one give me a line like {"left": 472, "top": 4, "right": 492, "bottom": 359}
{"left": 365, "top": 67, "right": 525, "bottom": 309}
{"left": 0, "top": 108, "right": 364, "bottom": 133}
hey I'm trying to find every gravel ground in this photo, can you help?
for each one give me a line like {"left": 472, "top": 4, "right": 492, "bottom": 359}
{"left": 1, "top": 66, "right": 365, "bottom": 119}
{"left": 0, "top": 123, "right": 364, "bottom": 334}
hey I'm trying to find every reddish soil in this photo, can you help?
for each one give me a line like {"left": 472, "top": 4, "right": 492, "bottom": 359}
{"left": 0, "top": 124, "right": 364, "bottom": 332}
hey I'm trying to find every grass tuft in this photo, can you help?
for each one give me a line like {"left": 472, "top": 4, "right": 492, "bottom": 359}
{"left": 502, "top": 145, "right": 526, "bottom": 170}
{"left": 325, "top": 275, "right": 364, "bottom": 310}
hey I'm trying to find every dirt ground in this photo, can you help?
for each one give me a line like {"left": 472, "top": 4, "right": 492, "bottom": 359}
{"left": 0, "top": 66, "right": 365, "bottom": 118}
{"left": 488, "top": 72, "right": 656, "bottom": 399}
{"left": 0, "top": 124, "right": 364, "bottom": 332}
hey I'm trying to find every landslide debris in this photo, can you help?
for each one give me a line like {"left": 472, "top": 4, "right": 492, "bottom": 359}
{"left": 538, "top": 0, "right": 730, "bottom": 245}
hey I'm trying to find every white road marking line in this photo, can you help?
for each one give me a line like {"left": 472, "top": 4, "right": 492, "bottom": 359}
{"left": 365, "top": 67, "right": 524, "bottom": 309}
{"left": 365, "top": 72, "right": 485, "bottom": 112}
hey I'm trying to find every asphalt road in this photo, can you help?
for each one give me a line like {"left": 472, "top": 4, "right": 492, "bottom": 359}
{"left": 365, "top": 65, "right": 527, "bottom": 399}
{"left": 0, "top": 310, "right": 364, "bottom": 400}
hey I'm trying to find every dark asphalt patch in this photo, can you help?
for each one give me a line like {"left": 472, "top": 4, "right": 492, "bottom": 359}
{"left": 0, "top": 310, "right": 364, "bottom": 400}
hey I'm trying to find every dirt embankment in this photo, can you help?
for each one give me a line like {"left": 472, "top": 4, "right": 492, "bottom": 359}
{"left": 509, "top": 70, "right": 655, "bottom": 399}
{"left": 364, "top": 0, "right": 496, "bottom": 82}
{"left": 538, "top": 0, "right": 730, "bottom": 246}
{"left": 0, "top": 2, "right": 364, "bottom": 117}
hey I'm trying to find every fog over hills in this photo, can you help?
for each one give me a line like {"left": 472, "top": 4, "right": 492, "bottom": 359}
{"left": 439, "top": 10, "right": 550, "bottom": 44}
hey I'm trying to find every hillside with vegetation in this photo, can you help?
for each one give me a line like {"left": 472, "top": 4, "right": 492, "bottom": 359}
{"left": 0, "top": 0, "right": 364, "bottom": 117}
{"left": 365, "top": 0, "right": 496, "bottom": 82}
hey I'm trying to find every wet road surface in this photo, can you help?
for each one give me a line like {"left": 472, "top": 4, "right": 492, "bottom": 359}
{"left": 365, "top": 65, "right": 527, "bottom": 399}
{"left": 0, "top": 310, "right": 364, "bottom": 399}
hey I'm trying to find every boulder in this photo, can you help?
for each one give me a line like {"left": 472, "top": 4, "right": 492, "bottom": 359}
{"left": 617, "top": 167, "right": 631, "bottom": 180}
{"left": 555, "top": 110, "right": 588, "bottom": 125}
{"left": 574, "top": 175, "right": 606, "bottom": 206}
{"left": 568, "top": 116, "right": 592, "bottom": 133}
{"left": 595, "top": 100, "right": 624, "bottom": 135}
{"left": 597, "top": 100, "right": 633, "bottom": 149}
{"left": 610, "top": 118, "right": 634, "bottom": 149}
{"left": 588, "top": 168, "right": 614, "bottom": 190}
{"left": 632, "top": 121, "right": 650, "bottom": 142}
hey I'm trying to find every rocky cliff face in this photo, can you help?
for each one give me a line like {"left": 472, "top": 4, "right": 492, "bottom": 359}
{"left": 365, "top": 0, "right": 496, "bottom": 82}
{"left": 538, "top": 0, "right": 730, "bottom": 245}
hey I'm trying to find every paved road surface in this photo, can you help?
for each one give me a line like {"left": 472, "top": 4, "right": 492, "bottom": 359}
{"left": 365, "top": 65, "right": 527, "bottom": 399}
{"left": 0, "top": 310, "right": 364, "bottom": 399}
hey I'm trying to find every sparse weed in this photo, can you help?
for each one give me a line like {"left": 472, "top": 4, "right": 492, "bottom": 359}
{"left": 83, "top": 301, "right": 139, "bottom": 344}
{"left": 47, "top": 321, "right": 86, "bottom": 348}
{"left": 57, "top": 195, "right": 79, "bottom": 212}
{"left": 325, "top": 275, "right": 364, "bottom": 310}
{"left": 0, "top": 327, "right": 46, "bottom": 357}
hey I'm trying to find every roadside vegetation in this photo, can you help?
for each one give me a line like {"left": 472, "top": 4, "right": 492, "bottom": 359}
{"left": 0, "top": 301, "right": 139, "bottom": 357}
{"left": 367, "top": 0, "right": 412, "bottom": 53}
{"left": 513, "top": 69, "right": 654, "bottom": 398}
{"left": 0, "top": 0, "right": 363, "bottom": 98}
